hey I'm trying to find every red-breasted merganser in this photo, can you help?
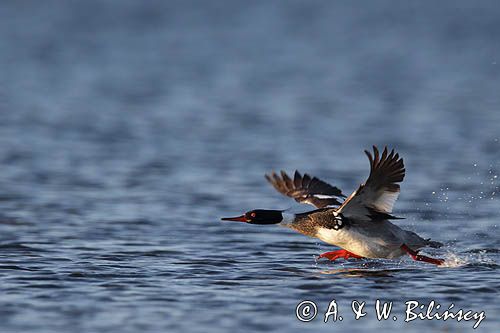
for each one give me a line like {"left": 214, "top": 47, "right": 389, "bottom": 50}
{"left": 222, "top": 146, "right": 445, "bottom": 265}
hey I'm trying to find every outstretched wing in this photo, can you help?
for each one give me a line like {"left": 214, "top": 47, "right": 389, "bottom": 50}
{"left": 265, "top": 170, "right": 345, "bottom": 208}
{"left": 337, "top": 146, "right": 405, "bottom": 221}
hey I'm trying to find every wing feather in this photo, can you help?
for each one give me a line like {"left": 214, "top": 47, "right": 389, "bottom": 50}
{"left": 265, "top": 170, "right": 345, "bottom": 208}
{"left": 338, "top": 146, "right": 405, "bottom": 221}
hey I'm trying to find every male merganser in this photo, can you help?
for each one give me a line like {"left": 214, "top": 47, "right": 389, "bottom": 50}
{"left": 222, "top": 146, "right": 445, "bottom": 265}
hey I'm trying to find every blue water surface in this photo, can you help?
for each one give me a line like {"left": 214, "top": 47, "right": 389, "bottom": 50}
{"left": 0, "top": 1, "right": 499, "bottom": 332}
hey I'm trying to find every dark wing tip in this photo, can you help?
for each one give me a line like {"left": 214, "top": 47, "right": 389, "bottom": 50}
{"left": 293, "top": 170, "right": 302, "bottom": 187}
{"left": 364, "top": 149, "right": 374, "bottom": 168}
{"left": 365, "top": 145, "right": 406, "bottom": 187}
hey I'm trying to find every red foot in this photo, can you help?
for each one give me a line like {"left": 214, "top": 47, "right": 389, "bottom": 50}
{"left": 319, "top": 249, "right": 364, "bottom": 261}
{"left": 401, "top": 244, "right": 445, "bottom": 266}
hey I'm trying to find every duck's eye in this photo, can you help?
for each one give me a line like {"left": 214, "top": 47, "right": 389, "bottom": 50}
{"left": 250, "top": 212, "right": 256, "bottom": 218}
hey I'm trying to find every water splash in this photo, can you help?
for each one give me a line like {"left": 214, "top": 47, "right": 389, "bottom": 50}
{"left": 439, "top": 251, "right": 469, "bottom": 268}
{"left": 440, "top": 249, "right": 496, "bottom": 268}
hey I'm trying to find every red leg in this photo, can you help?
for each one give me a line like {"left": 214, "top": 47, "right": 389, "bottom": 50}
{"left": 319, "top": 249, "right": 364, "bottom": 261}
{"left": 401, "top": 244, "right": 445, "bottom": 266}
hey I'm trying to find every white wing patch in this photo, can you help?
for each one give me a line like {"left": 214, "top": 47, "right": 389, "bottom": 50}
{"left": 371, "top": 191, "right": 399, "bottom": 213}
{"left": 313, "top": 194, "right": 337, "bottom": 199}
{"left": 336, "top": 146, "right": 405, "bottom": 221}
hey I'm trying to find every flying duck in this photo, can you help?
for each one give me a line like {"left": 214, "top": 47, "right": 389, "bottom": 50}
{"left": 222, "top": 146, "right": 445, "bottom": 265}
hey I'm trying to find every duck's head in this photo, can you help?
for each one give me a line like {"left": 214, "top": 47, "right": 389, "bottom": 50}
{"left": 221, "top": 209, "right": 283, "bottom": 224}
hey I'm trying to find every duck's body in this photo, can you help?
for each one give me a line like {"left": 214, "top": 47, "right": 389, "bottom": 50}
{"left": 222, "top": 146, "right": 444, "bottom": 265}
{"left": 281, "top": 210, "right": 438, "bottom": 259}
